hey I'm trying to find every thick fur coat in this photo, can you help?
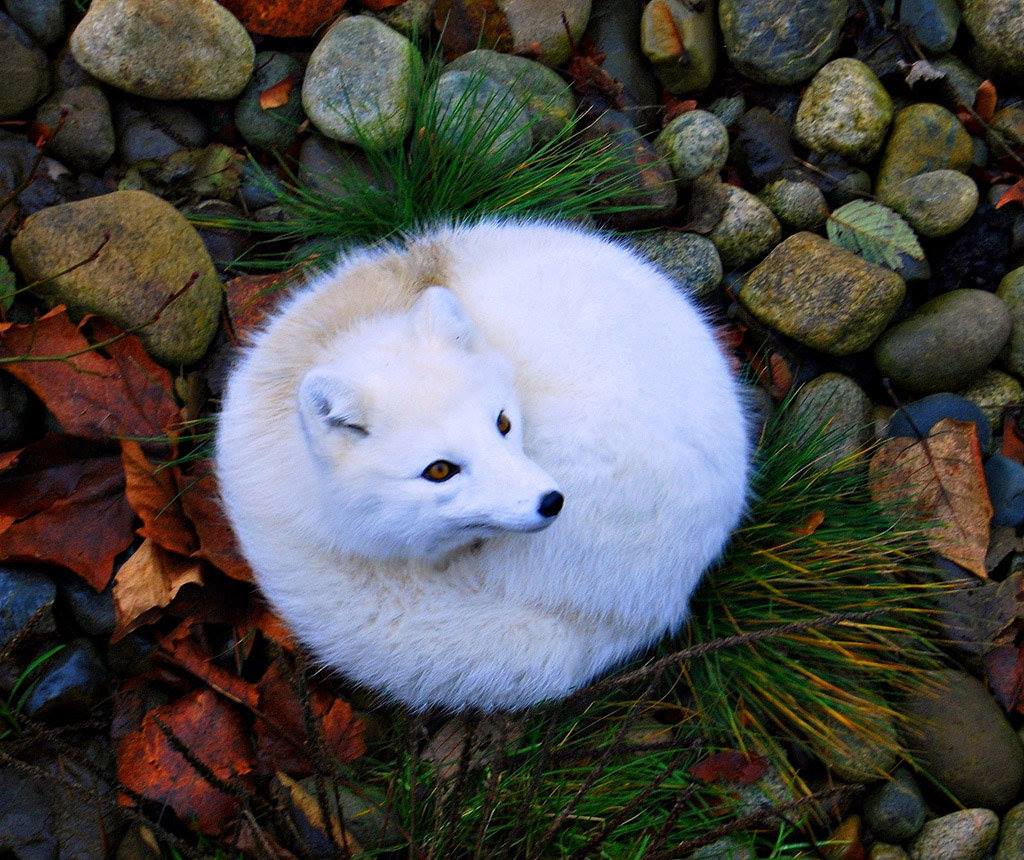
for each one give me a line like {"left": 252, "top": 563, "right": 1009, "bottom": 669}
{"left": 216, "top": 220, "right": 751, "bottom": 712}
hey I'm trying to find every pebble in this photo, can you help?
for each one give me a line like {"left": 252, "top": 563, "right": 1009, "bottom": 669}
{"left": 35, "top": 85, "right": 116, "bottom": 174}
{"left": 863, "top": 768, "right": 926, "bottom": 843}
{"left": 984, "top": 453, "right": 1024, "bottom": 528}
{"left": 961, "top": 369, "right": 1022, "bottom": 429}
{"left": 584, "top": 0, "right": 657, "bottom": 125}
{"left": 891, "top": 0, "right": 960, "bottom": 54}
{"left": 793, "top": 58, "right": 893, "bottom": 163}
{"left": 999, "top": 266, "right": 1024, "bottom": 377}
{"left": 874, "top": 104, "right": 973, "bottom": 200}
{"left": 4, "top": 0, "right": 64, "bottom": 47}
{"left": 882, "top": 170, "right": 979, "bottom": 238}
{"left": 376, "top": 0, "right": 434, "bottom": 38}
{"left": 887, "top": 393, "right": 993, "bottom": 450}
{"left": 298, "top": 134, "right": 378, "bottom": 199}
{"left": 628, "top": 231, "right": 722, "bottom": 299}
{"left": 302, "top": 15, "right": 418, "bottom": 150}
{"left": 758, "top": 177, "right": 829, "bottom": 231}
{"left": 0, "top": 13, "right": 50, "bottom": 119}
{"left": 904, "top": 670, "right": 1024, "bottom": 810}
{"left": 707, "top": 184, "right": 781, "bottom": 269}
{"left": 996, "top": 800, "right": 1024, "bottom": 860}
{"left": 874, "top": 289, "right": 1012, "bottom": 394}
{"left": 70, "top": 0, "right": 255, "bottom": 100}
{"left": 241, "top": 160, "right": 284, "bottom": 210}
{"left": 719, "top": 0, "right": 845, "bottom": 85}
{"left": 189, "top": 200, "right": 252, "bottom": 271}
{"left": 930, "top": 54, "right": 984, "bottom": 109}
{"left": 734, "top": 107, "right": 794, "bottom": 189}
{"left": 709, "top": 95, "right": 745, "bottom": 129}
{"left": 962, "top": 0, "right": 1024, "bottom": 81}
{"left": 640, "top": 0, "right": 717, "bottom": 93}
{"left": 740, "top": 231, "right": 905, "bottom": 355}
{"left": 989, "top": 106, "right": 1024, "bottom": 155}
{"left": 655, "top": 110, "right": 729, "bottom": 182}
{"left": 11, "top": 190, "right": 223, "bottom": 365}
{"left": 0, "top": 764, "right": 58, "bottom": 857}
{"left": 818, "top": 717, "right": 898, "bottom": 783}
{"left": 0, "top": 566, "right": 57, "bottom": 653}
{"left": 57, "top": 577, "right": 115, "bottom": 639}
{"left": 870, "top": 846, "right": 908, "bottom": 860}
{"left": 25, "top": 638, "right": 109, "bottom": 722}
{"left": 446, "top": 49, "right": 576, "bottom": 144}
{"left": 909, "top": 809, "right": 999, "bottom": 860}
{"left": 115, "top": 100, "right": 209, "bottom": 164}
{"left": 792, "top": 373, "right": 872, "bottom": 465}
{"left": 234, "top": 51, "right": 305, "bottom": 151}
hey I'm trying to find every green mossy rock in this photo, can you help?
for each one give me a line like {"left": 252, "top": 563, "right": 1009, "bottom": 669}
{"left": 961, "top": 369, "right": 1023, "bottom": 429}
{"left": 706, "top": 184, "right": 781, "bottom": 269}
{"left": 963, "top": 0, "right": 1024, "bottom": 81}
{"left": 998, "top": 265, "right": 1024, "bottom": 377}
{"left": 875, "top": 104, "right": 973, "bottom": 199}
{"left": 882, "top": 169, "right": 979, "bottom": 238}
{"left": 654, "top": 109, "right": 729, "bottom": 181}
{"left": 10, "top": 191, "right": 222, "bottom": 366}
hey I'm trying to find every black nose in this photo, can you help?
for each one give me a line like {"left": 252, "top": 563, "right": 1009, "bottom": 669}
{"left": 538, "top": 491, "right": 564, "bottom": 518}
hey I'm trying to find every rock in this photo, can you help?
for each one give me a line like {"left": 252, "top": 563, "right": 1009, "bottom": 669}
{"left": 24, "top": 638, "right": 108, "bottom": 722}
{"left": 707, "top": 184, "right": 781, "bottom": 269}
{"left": 961, "top": 369, "right": 1022, "bottom": 429}
{"left": 891, "top": 0, "right": 960, "bottom": 54}
{"left": 811, "top": 153, "right": 873, "bottom": 207}
{"left": 998, "top": 266, "right": 1024, "bottom": 377}
{"left": 887, "top": 394, "right": 993, "bottom": 450}
{"left": 909, "top": 809, "right": 999, "bottom": 860}
{"left": 115, "top": 100, "right": 209, "bottom": 164}
{"left": 105, "top": 629, "right": 155, "bottom": 677}
{"left": 302, "top": 15, "right": 417, "bottom": 150}
{"left": 35, "top": 85, "right": 115, "bottom": 174}
{"left": 792, "top": 373, "right": 872, "bottom": 465}
{"left": 734, "top": 107, "right": 794, "bottom": 189}
{"left": 793, "top": 58, "right": 893, "bottom": 163}
{"left": 719, "top": 0, "right": 845, "bottom": 86}
{"left": 0, "top": 13, "right": 50, "bottom": 119}
{"left": 655, "top": 110, "right": 729, "bottom": 182}
{"left": 990, "top": 106, "right": 1024, "bottom": 154}
{"left": 70, "top": 0, "right": 254, "bottom": 100}
{"left": 640, "top": 0, "right": 717, "bottom": 93}
{"left": 431, "top": 70, "right": 532, "bottom": 169}
{"left": 687, "top": 837, "right": 754, "bottom": 860}
{"left": 875, "top": 104, "right": 973, "bottom": 199}
{"left": 628, "top": 231, "right": 722, "bottom": 299}
{"left": 0, "top": 566, "right": 56, "bottom": 653}
{"left": 241, "top": 160, "right": 283, "bottom": 210}
{"left": 0, "top": 371, "right": 36, "bottom": 449}
{"left": 58, "top": 577, "right": 115, "bottom": 639}
{"left": 189, "top": 200, "right": 252, "bottom": 271}
{"left": 10, "top": 190, "right": 222, "bottom": 365}
{"left": 882, "top": 170, "right": 979, "bottom": 238}
{"left": 0, "top": 764, "right": 58, "bottom": 858}
{"left": 905, "top": 670, "right": 1024, "bottom": 810}
{"left": 298, "top": 134, "right": 380, "bottom": 199}
{"left": 870, "top": 846, "right": 909, "bottom": 860}
{"left": 863, "top": 768, "right": 927, "bottom": 843}
{"left": 740, "top": 232, "right": 905, "bottom": 355}
{"left": 985, "top": 454, "right": 1024, "bottom": 527}
{"left": 435, "top": 0, "right": 591, "bottom": 67}
{"left": 874, "top": 289, "right": 1012, "bottom": 394}
{"left": 997, "top": 800, "right": 1024, "bottom": 860}
{"left": 234, "top": 51, "right": 305, "bottom": 151}
{"left": 758, "top": 177, "right": 829, "bottom": 231}
{"left": 446, "top": 49, "right": 575, "bottom": 144}
{"left": 930, "top": 55, "right": 984, "bottom": 109}
{"left": 818, "top": 717, "right": 898, "bottom": 783}
{"left": 4, "top": 0, "right": 64, "bottom": 47}
{"left": 585, "top": 0, "right": 657, "bottom": 125}
{"left": 962, "top": 0, "right": 1024, "bottom": 81}
{"left": 709, "top": 95, "right": 745, "bottom": 128}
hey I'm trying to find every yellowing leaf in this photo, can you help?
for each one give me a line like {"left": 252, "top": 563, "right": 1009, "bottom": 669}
{"left": 869, "top": 418, "right": 992, "bottom": 577}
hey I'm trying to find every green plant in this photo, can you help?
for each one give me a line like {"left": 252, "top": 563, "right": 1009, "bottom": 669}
{"left": 0, "top": 643, "right": 66, "bottom": 739}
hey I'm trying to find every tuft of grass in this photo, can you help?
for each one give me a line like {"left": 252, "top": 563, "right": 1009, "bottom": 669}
{"left": 0, "top": 643, "right": 66, "bottom": 739}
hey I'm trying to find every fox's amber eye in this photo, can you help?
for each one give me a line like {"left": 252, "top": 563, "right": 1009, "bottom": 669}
{"left": 423, "top": 460, "right": 459, "bottom": 482}
{"left": 497, "top": 411, "right": 511, "bottom": 436}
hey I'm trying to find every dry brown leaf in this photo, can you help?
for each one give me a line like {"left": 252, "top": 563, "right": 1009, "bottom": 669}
{"left": 111, "top": 539, "right": 203, "bottom": 641}
{"left": 869, "top": 418, "right": 992, "bottom": 577}
{"left": 274, "top": 772, "right": 363, "bottom": 855}
{"left": 178, "top": 460, "right": 254, "bottom": 582}
{"left": 121, "top": 441, "right": 196, "bottom": 556}
{"left": 794, "top": 510, "right": 826, "bottom": 536}
{"left": 259, "top": 75, "right": 296, "bottom": 110}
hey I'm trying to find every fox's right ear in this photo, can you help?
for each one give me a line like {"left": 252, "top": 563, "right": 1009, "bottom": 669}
{"left": 298, "top": 369, "right": 368, "bottom": 437}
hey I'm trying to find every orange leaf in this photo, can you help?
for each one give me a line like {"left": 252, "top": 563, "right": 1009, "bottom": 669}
{"left": 689, "top": 750, "right": 769, "bottom": 786}
{"left": 869, "top": 418, "right": 992, "bottom": 577}
{"left": 121, "top": 441, "right": 197, "bottom": 556}
{"left": 663, "top": 96, "right": 698, "bottom": 124}
{"left": 259, "top": 74, "right": 296, "bottom": 110}
{"left": 794, "top": 510, "right": 825, "bottom": 536}
{"left": 1004, "top": 412, "right": 1024, "bottom": 464}
{"left": 217, "top": 0, "right": 347, "bottom": 37}
{"left": 997, "top": 178, "right": 1024, "bottom": 209}
{"left": 975, "top": 79, "right": 998, "bottom": 123}
{"left": 224, "top": 269, "right": 296, "bottom": 342}
{"left": 178, "top": 461, "right": 254, "bottom": 582}
{"left": 111, "top": 539, "right": 203, "bottom": 641}
{"left": 117, "top": 689, "right": 253, "bottom": 835}
{"left": 158, "top": 621, "right": 259, "bottom": 708}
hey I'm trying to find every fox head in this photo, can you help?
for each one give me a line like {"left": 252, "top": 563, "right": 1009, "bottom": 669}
{"left": 296, "top": 286, "right": 564, "bottom": 561}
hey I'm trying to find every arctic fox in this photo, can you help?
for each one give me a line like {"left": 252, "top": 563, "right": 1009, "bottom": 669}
{"left": 216, "top": 220, "right": 750, "bottom": 712}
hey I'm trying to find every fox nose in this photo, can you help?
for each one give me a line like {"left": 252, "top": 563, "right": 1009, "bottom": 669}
{"left": 538, "top": 491, "right": 564, "bottom": 518}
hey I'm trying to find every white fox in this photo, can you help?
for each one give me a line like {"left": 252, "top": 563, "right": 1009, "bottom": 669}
{"left": 216, "top": 220, "right": 751, "bottom": 712}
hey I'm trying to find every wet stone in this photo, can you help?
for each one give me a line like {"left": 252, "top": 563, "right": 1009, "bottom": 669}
{"left": 24, "top": 638, "right": 108, "bottom": 722}
{"left": 863, "top": 768, "right": 927, "bottom": 843}
{"left": 628, "top": 231, "right": 722, "bottom": 299}
{"left": 0, "top": 566, "right": 57, "bottom": 654}
{"left": 909, "top": 809, "right": 999, "bottom": 860}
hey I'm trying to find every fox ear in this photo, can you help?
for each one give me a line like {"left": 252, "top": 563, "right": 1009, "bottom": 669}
{"left": 298, "top": 369, "right": 367, "bottom": 436}
{"left": 410, "top": 286, "right": 476, "bottom": 349}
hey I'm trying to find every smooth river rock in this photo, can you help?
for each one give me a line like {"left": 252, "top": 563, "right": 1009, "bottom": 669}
{"left": 875, "top": 103, "right": 973, "bottom": 199}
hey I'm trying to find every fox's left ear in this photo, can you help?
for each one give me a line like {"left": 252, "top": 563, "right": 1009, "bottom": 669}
{"left": 411, "top": 286, "right": 476, "bottom": 349}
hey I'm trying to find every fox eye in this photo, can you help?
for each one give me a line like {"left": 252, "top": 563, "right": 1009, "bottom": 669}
{"left": 423, "top": 460, "right": 460, "bottom": 482}
{"left": 497, "top": 411, "right": 511, "bottom": 436}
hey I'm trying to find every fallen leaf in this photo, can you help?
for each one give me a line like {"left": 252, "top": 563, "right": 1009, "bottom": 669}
{"left": 422, "top": 715, "right": 526, "bottom": 782}
{"left": 663, "top": 96, "right": 698, "bottom": 123}
{"left": 259, "top": 75, "right": 296, "bottom": 110}
{"left": 224, "top": 269, "right": 296, "bottom": 342}
{"left": 246, "top": 604, "right": 296, "bottom": 651}
{"left": 274, "top": 772, "right": 362, "bottom": 856}
{"left": 689, "top": 750, "right": 769, "bottom": 786}
{"left": 0, "top": 308, "right": 178, "bottom": 442}
{"left": 158, "top": 622, "right": 258, "bottom": 708}
{"left": 566, "top": 37, "right": 626, "bottom": 109}
{"left": 869, "top": 418, "right": 992, "bottom": 578}
{"left": 216, "top": 0, "right": 348, "bottom": 37}
{"left": 936, "top": 571, "right": 1023, "bottom": 658}
{"left": 360, "top": 0, "right": 404, "bottom": 9}
{"left": 1004, "top": 411, "right": 1024, "bottom": 463}
{"left": 121, "top": 441, "right": 196, "bottom": 556}
{"left": 178, "top": 461, "right": 253, "bottom": 582}
{"left": 434, "top": 0, "right": 514, "bottom": 62}
{"left": 975, "top": 80, "right": 998, "bottom": 123}
{"left": 0, "top": 436, "right": 134, "bottom": 590}
{"left": 112, "top": 540, "right": 203, "bottom": 641}
{"left": 997, "top": 178, "right": 1024, "bottom": 209}
{"left": 117, "top": 689, "right": 253, "bottom": 835}
{"left": 794, "top": 510, "right": 826, "bottom": 536}
{"left": 901, "top": 58, "right": 946, "bottom": 89}
{"left": 985, "top": 644, "right": 1024, "bottom": 711}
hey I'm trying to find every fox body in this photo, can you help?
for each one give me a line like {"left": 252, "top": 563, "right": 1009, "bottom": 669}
{"left": 216, "top": 220, "right": 750, "bottom": 712}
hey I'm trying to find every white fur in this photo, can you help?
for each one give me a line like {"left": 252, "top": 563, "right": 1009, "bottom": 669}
{"left": 216, "top": 220, "right": 751, "bottom": 712}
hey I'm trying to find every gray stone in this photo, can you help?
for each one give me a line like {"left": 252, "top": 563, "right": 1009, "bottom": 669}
{"left": 740, "top": 232, "right": 905, "bottom": 355}
{"left": 874, "top": 289, "right": 1012, "bottom": 394}
{"left": 35, "top": 85, "right": 115, "bottom": 173}
{"left": 963, "top": 0, "right": 1024, "bottom": 81}
{"left": 709, "top": 95, "right": 745, "bottom": 129}
{"left": 909, "top": 809, "right": 999, "bottom": 860}
{"left": 0, "top": 13, "right": 49, "bottom": 119}
{"left": 997, "top": 800, "right": 1024, "bottom": 860}
{"left": 655, "top": 110, "right": 728, "bottom": 182}
{"left": 4, "top": 0, "right": 64, "bottom": 47}
{"left": 793, "top": 58, "right": 894, "bottom": 163}
{"left": 989, "top": 106, "right": 1024, "bottom": 157}
{"left": 758, "top": 178, "right": 829, "bottom": 231}
{"left": 24, "top": 638, "right": 108, "bottom": 722}
{"left": 888, "top": 394, "right": 992, "bottom": 449}
{"left": 0, "top": 764, "right": 58, "bottom": 858}
{"left": 447, "top": 49, "right": 575, "bottom": 144}
{"left": 817, "top": 716, "right": 898, "bottom": 783}
{"left": 870, "top": 846, "right": 909, "bottom": 860}
{"left": 892, "top": 0, "right": 960, "bottom": 54}
{"left": 882, "top": 170, "right": 979, "bottom": 238}
{"left": 116, "top": 100, "right": 209, "bottom": 164}
{"left": 58, "top": 577, "right": 115, "bottom": 639}
{"left": 904, "top": 670, "right": 1024, "bottom": 810}
{"left": 628, "top": 231, "right": 722, "bottom": 299}
{"left": 641, "top": 0, "right": 716, "bottom": 93}
{"left": 376, "top": 0, "right": 433, "bottom": 38}
{"left": 875, "top": 104, "right": 973, "bottom": 200}
{"left": 864, "top": 768, "right": 927, "bottom": 843}
{"left": 302, "top": 15, "right": 418, "bottom": 150}
{"left": 70, "top": 0, "right": 254, "bottom": 100}
{"left": 0, "top": 566, "right": 56, "bottom": 653}
{"left": 734, "top": 107, "right": 794, "bottom": 189}
{"left": 985, "top": 453, "right": 1024, "bottom": 528}
{"left": 584, "top": 0, "right": 657, "bottom": 125}
{"left": 792, "top": 373, "right": 872, "bottom": 466}
{"left": 719, "top": 0, "right": 845, "bottom": 86}
{"left": 999, "top": 266, "right": 1024, "bottom": 377}
{"left": 235, "top": 51, "right": 305, "bottom": 151}
{"left": 961, "top": 369, "right": 1022, "bottom": 430}
{"left": 929, "top": 54, "right": 983, "bottom": 108}
{"left": 707, "top": 184, "right": 781, "bottom": 269}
